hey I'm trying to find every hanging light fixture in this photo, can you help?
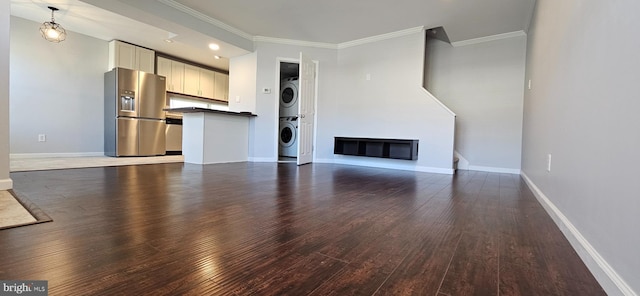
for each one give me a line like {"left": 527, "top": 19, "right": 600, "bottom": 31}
{"left": 40, "top": 6, "right": 66, "bottom": 43}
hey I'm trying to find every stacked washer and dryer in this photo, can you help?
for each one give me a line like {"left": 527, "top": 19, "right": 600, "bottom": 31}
{"left": 279, "top": 76, "right": 299, "bottom": 158}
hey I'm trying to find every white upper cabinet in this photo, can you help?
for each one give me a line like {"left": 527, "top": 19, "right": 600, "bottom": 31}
{"left": 108, "top": 40, "right": 155, "bottom": 73}
{"left": 214, "top": 72, "right": 229, "bottom": 101}
{"left": 156, "top": 57, "right": 171, "bottom": 85}
{"left": 183, "top": 64, "right": 201, "bottom": 97}
{"left": 135, "top": 47, "right": 155, "bottom": 73}
{"left": 109, "top": 41, "right": 135, "bottom": 70}
{"left": 170, "top": 62, "right": 185, "bottom": 93}
{"left": 155, "top": 55, "right": 228, "bottom": 102}
{"left": 182, "top": 65, "right": 218, "bottom": 100}
{"left": 157, "top": 57, "right": 184, "bottom": 93}
{"left": 199, "top": 69, "right": 215, "bottom": 99}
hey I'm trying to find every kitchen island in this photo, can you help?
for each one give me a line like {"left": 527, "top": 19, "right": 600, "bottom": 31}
{"left": 164, "top": 107, "right": 256, "bottom": 165}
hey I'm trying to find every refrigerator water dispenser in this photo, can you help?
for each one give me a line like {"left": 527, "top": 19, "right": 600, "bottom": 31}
{"left": 120, "top": 90, "right": 135, "bottom": 112}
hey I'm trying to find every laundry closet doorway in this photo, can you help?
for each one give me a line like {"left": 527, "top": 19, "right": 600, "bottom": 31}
{"left": 275, "top": 53, "right": 317, "bottom": 165}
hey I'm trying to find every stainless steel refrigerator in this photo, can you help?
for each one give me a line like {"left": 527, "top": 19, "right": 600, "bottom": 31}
{"left": 104, "top": 68, "right": 167, "bottom": 156}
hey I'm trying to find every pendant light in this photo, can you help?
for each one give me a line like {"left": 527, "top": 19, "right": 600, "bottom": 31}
{"left": 40, "top": 6, "right": 66, "bottom": 43}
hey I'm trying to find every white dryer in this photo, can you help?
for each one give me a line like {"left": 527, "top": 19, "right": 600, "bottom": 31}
{"left": 278, "top": 117, "right": 298, "bottom": 157}
{"left": 280, "top": 77, "right": 299, "bottom": 117}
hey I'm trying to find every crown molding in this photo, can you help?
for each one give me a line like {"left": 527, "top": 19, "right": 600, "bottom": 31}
{"left": 255, "top": 26, "right": 426, "bottom": 49}
{"left": 253, "top": 36, "right": 337, "bottom": 49}
{"left": 157, "top": 0, "right": 254, "bottom": 41}
{"left": 337, "top": 26, "right": 424, "bottom": 49}
{"left": 451, "top": 30, "right": 526, "bottom": 47}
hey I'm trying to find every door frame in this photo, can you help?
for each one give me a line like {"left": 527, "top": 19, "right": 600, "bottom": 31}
{"left": 274, "top": 57, "right": 319, "bottom": 162}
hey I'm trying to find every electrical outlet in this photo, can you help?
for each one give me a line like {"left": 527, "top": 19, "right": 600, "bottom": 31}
{"left": 262, "top": 88, "right": 271, "bottom": 94}
{"left": 38, "top": 134, "right": 46, "bottom": 142}
{"left": 547, "top": 154, "right": 552, "bottom": 172}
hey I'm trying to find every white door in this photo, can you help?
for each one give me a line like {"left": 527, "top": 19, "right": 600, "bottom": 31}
{"left": 297, "top": 52, "right": 316, "bottom": 165}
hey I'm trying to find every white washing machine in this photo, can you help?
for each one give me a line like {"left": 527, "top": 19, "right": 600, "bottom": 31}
{"left": 280, "top": 77, "right": 299, "bottom": 117}
{"left": 278, "top": 117, "right": 298, "bottom": 157}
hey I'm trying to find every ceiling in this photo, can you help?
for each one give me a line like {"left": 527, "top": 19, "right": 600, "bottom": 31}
{"left": 9, "top": 0, "right": 249, "bottom": 70}
{"left": 175, "top": 0, "right": 536, "bottom": 44}
{"left": 9, "top": 0, "right": 536, "bottom": 70}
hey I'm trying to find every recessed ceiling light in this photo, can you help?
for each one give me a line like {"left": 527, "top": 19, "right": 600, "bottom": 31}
{"left": 208, "top": 43, "right": 220, "bottom": 50}
{"left": 214, "top": 55, "right": 221, "bottom": 59}
{"left": 164, "top": 39, "right": 173, "bottom": 43}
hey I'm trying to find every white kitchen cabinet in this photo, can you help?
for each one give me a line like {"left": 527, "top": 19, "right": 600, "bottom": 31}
{"left": 108, "top": 41, "right": 135, "bottom": 70}
{"left": 157, "top": 57, "right": 184, "bottom": 93}
{"left": 183, "top": 64, "right": 201, "bottom": 97}
{"left": 156, "top": 55, "right": 228, "bottom": 101}
{"left": 156, "top": 57, "right": 171, "bottom": 85}
{"left": 214, "top": 72, "right": 229, "bottom": 101}
{"left": 200, "top": 69, "right": 215, "bottom": 99}
{"left": 182, "top": 65, "right": 217, "bottom": 99}
{"left": 135, "top": 47, "right": 155, "bottom": 73}
{"left": 171, "top": 62, "right": 185, "bottom": 93}
{"left": 108, "top": 40, "right": 155, "bottom": 73}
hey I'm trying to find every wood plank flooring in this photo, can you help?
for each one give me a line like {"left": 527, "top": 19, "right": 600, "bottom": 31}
{"left": 2, "top": 163, "right": 605, "bottom": 295}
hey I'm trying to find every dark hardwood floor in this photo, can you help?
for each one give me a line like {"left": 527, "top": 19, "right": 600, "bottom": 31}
{"left": 2, "top": 163, "right": 605, "bottom": 295}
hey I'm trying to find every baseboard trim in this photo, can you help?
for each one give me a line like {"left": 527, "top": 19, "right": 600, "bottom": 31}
{"left": 248, "top": 156, "right": 455, "bottom": 174}
{"left": 0, "top": 178, "right": 13, "bottom": 190}
{"left": 10, "top": 152, "right": 104, "bottom": 159}
{"left": 521, "top": 172, "right": 637, "bottom": 296}
{"left": 467, "top": 165, "right": 521, "bottom": 174}
{"left": 315, "top": 158, "right": 454, "bottom": 175}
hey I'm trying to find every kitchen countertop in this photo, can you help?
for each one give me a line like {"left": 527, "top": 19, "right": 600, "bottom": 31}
{"left": 164, "top": 107, "right": 257, "bottom": 117}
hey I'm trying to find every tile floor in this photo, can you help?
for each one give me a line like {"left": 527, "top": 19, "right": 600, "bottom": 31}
{"left": 0, "top": 190, "right": 36, "bottom": 228}
{"left": 10, "top": 155, "right": 184, "bottom": 172}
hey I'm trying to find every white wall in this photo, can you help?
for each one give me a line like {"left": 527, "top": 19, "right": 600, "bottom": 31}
{"left": 332, "top": 32, "right": 455, "bottom": 172}
{"left": 250, "top": 41, "right": 338, "bottom": 162}
{"left": 229, "top": 52, "right": 257, "bottom": 159}
{"left": 522, "top": 0, "right": 640, "bottom": 295}
{"left": 228, "top": 52, "right": 257, "bottom": 113}
{"left": 9, "top": 16, "right": 107, "bottom": 156}
{"left": 426, "top": 36, "right": 526, "bottom": 173}
{"left": 249, "top": 32, "right": 455, "bottom": 173}
{"left": 0, "top": 2, "right": 11, "bottom": 190}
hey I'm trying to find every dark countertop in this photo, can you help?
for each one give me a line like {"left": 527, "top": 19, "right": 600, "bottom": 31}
{"left": 163, "top": 107, "right": 257, "bottom": 117}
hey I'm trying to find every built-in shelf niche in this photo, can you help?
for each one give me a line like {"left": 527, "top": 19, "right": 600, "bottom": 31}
{"left": 334, "top": 137, "right": 419, "bottom": 160}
